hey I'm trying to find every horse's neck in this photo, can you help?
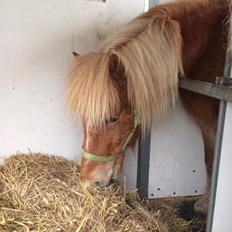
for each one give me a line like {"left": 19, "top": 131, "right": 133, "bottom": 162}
{"left": 178, "top": 2, "right": 229, "bottom": 80}
{"left": 146, "top": 0, "right": 229, "bottom": 81}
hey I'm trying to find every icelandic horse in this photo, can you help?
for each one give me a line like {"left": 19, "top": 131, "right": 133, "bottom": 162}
{"left": 67, "top": 0, "right": 231, "bottom": 215}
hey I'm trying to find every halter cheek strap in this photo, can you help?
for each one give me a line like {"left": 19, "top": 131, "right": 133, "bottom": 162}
{"left": 82, "top": 115, "right": 141, "bottom": 162}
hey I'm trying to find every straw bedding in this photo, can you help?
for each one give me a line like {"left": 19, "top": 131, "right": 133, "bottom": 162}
{"left": 0, "top": 153, "right": 203, "bottom": 232}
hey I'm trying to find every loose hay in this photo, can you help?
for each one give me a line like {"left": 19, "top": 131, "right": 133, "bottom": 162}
{"left": 0, "top": 154, "right": 201, "bottom": 232}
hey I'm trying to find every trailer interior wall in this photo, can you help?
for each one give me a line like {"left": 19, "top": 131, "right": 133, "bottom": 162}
{"left": 0, "top": 0, "right": 206, "bottom": 193}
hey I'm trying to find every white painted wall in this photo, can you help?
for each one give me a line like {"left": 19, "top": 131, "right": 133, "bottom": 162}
{"left": 0, "top": 0, "right": 206, "bottom": 195}
{"left": 0, "top": 0, "right": 144, "bottom": 164}
{"left": 212, "top": 103, "right": 232, "bottom": 231}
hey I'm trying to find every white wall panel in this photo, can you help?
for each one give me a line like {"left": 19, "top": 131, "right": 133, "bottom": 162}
{"left": 148, "top": 105, "right": 207, "bottom": 198}
{"left": 0, "top": 0, "right": 144, "bottom": 165}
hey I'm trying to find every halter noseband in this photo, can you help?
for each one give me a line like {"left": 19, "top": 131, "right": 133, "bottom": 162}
{"left": 82, "top": 115, "right": 141, "bottom": 162}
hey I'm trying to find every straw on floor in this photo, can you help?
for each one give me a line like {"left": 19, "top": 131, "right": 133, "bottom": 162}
{"left": 0, "top": 153, "right": 196, "bottom": 232}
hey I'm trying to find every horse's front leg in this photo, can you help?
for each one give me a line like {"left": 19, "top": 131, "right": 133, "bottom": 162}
{"left": 180, "top": 90, "right": 219, "bottom": 215}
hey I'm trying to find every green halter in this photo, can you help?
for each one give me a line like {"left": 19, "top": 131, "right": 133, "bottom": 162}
{"left": 82, "top": 115, "right": 141, "bottom": 162}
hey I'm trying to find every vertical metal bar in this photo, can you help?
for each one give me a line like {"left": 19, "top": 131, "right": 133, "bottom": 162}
{"left": 206, "top": 18, "right": 232, "bottom": 232}
{"left": 136, "top": 0, "right": 159, "bottom": 199}
{"left": 136, "top": 131, "right": 151, "bottom": 198}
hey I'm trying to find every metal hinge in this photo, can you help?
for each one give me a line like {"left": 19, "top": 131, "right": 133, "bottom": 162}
{"left": 215, "top": 76, "right": 232, "bottom": 86}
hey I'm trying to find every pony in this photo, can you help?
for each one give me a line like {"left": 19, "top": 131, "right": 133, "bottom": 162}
{"left": 67, "top": 0, "right": 231, "bottom": 215}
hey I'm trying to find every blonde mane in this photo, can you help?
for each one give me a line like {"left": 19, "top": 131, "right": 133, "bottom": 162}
{"left": 67, "top": 0, "right": 224, "bottom": 134}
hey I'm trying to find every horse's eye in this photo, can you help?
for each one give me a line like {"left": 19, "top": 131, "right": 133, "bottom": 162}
{"left": 106, "top": 117, "right": 118, "bottom": 124}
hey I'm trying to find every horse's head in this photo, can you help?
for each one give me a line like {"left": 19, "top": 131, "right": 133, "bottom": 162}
{"left": 81, "top": 111, "right": 140, "bottom": 187}
{"left": 68, "top": 17, "right": 182, "bottom": 186}
{"left": 68, "top": 52, "right": 140, "bottom": 187}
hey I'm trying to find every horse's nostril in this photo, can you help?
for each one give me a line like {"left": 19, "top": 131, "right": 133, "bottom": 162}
{"left": 94, "top": 181, "right": 101, "bottom": 187}
{"left": 110, "top": 178, "right": 115, "bottom": 184}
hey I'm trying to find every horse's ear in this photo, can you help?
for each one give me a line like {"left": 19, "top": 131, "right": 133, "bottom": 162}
{"left": 109, "top": 53, "right": 126, "bottom": 88}
{"left": 72, "top": 51, "right": 80, "bottom": 57}
{"left": 109, "top": 53, "right": 119, "bottom": 73}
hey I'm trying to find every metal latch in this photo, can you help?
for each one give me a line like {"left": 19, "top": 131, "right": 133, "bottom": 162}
{"left": 215, "top": 76, "right": 232, "bottom": 86}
